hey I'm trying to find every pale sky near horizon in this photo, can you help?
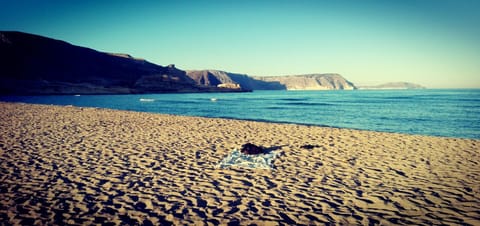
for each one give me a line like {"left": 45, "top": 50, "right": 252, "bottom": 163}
{"left": 1, "top": 0, "right": 479, "bottom": 88}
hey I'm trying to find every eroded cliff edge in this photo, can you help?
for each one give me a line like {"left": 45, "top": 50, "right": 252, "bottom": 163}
{"left": 186, "top": 70, "right": 357, "bottom": 91}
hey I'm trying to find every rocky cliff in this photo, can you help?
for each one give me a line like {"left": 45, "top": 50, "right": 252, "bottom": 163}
{"left": 186, "top": 70, "right": 356, "bottom": 91}
{"left": 0, "top": 31, "right": 202, "bottom": 94}
{"left": 255, "top": 74, "right": 356, "bottom": 90}
{"left": 186, "top": 70, "right": 285, "bottom": 90}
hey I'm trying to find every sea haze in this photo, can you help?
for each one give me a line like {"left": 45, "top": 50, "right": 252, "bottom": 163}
{"left": 2, "top": 89, "right": 479, "bottom": 139}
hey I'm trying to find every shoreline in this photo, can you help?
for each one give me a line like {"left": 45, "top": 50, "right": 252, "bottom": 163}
{"left": 1, "top": 102, "right": 479, "bottom": 225}
{"left": 181, "top": 115, "right": 479, "bottom": 141}
{"left": 1, "top": 101, "right": 478, "bottom": 140}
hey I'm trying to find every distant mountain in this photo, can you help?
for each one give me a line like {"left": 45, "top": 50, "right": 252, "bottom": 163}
{"left": 0, "top": 31, "right": 247, "bottom": 94}
{"left": 254, "top": 74, "right": 356, "bottom": 90}
{"left": 187, "top": 70, "right": 356, "bottom": 91}
{"left": 358, "top": 82, "right": 426, "bottom": 90}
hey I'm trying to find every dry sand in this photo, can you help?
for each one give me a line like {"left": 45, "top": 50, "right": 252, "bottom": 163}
{"left": 0, "top": 102, "right": 479, "bottom": 225}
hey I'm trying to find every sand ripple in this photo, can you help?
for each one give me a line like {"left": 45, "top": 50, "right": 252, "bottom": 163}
{"left": 0, "top": 102, "right": 479, "bottom": 225}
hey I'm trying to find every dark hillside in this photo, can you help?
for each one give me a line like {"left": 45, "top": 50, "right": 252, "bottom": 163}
{"left": 0, "top": 31, "right": 197, "bottom": 94}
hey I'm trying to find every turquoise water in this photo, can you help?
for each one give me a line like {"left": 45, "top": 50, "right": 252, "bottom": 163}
{"left": 2, "top": 89, "right": 479, "bottom": 139}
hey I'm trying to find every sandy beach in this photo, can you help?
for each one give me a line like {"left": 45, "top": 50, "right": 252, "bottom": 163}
{"left": 0, "top": 102, "right": 479, "bottom": 225}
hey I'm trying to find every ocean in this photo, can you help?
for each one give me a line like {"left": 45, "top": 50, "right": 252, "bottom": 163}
{"left": 1, "top": 89, "right": 479, "bottom": 139}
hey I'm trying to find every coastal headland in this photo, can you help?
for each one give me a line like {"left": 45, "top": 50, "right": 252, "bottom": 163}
{"left": 4, "top": 31, "right": 426, "bottom": 95}
{"left": 0, "top": 102, "right": 479, "bottom": 225}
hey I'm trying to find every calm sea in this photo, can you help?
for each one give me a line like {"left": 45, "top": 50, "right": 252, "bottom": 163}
{"left": 1, "top": 89, "right": 479, "bottom": 139}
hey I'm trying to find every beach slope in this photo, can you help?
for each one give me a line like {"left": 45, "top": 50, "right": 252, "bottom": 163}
{"left": 0, "top": 102, "right": 479, "bottom": 225}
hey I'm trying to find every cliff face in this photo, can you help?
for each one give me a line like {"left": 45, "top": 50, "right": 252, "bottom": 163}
{"left": 186, "top": 70, "right": 234, "bottom": 87}
{"left": 186, "top": 70, "right": 285, "bottom": 90}
{"left": 255, "top": 74, "right": 356, "bottom": 90}
{"left": 0, "top": 31, "right": 198, "bottom": 94}
{"left": 186, "top": 70, "right": 355, "bottom": 91}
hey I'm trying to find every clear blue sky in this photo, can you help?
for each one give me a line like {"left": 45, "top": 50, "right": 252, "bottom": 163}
{"left": 1, "top": 0, "right": 479, "bottom": 88}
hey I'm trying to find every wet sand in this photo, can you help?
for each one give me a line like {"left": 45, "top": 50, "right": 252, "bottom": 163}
{"left": 0, "top": 102, "right": 479, "bottom": 225}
